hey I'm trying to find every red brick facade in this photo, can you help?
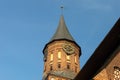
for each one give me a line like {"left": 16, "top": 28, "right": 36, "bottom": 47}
{"left": 93, "top": 47, "right": 120, "bottom": 80}
{"left": 43, "top": 40, "right": 80, "bottom": 80}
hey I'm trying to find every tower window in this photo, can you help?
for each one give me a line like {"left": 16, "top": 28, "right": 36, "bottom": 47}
{"left": 74, "top": 55, "right": 77, "bottom": 64}
{"left": 67, "top": 63, "right": 70, "bottom": 69}
{"left": 75, "top": 66, "right": 77, "bottom": 73}
{"left": 58, "top": 63, "right": 61, "bottom": 68}
{"left": 51, "top": 77, "right": 54, "bottom": 80}
{"left": 58, "top": 51, "right": 61, "bottom": 59}
{"left": 66, "top": 55, "right": 70, "bottom": 60}
{"left": 50, "top": 65, "right": 53, "bottom": 71}
{"left": 50, "top": 53, "right": 53, "bottom": 61}
{"left": 113, "top": 66, "right": 120, "bottom": 80}
{"left": 66, "top": 55, "right": 70, "bottom": 63}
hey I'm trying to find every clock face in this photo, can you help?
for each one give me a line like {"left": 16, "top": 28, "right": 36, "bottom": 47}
{"left": 62, "top": 43, "right": 75, "bottom": 55}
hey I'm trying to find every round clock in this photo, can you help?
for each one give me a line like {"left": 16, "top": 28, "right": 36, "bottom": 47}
{"left": 62, "top": 43, "right": 75, "bottom": 55}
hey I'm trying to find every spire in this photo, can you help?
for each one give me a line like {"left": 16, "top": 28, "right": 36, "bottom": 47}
{"left": 50, "top": 15, "right": 74, "bottom": 41}
{"left": 43, "top": 15, "right": 81, "bottom": 56}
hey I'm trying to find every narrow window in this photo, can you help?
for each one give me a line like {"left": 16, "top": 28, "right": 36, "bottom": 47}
{"left": 66, "top": 55, "right": 70, "bottom": 60}
{"left": 75, "top": 66, "right": 77, "bottom": 73}
{"left": 50, "top": 65, "right": 53, "bottom": 71}
{"left": 75, "top": 55, "right": 77, "bottom": 63}
{"left": 66, "top": 55, "right": 70, "bottom": 63}
{"left": 113, "top": 66, "right": 120, "bottom": 80}
{"left": 67, "top": 63, "right": 70, "bottom": 69}
{"left": 51, "top": 77, "right": 54, "bottom": 80}
{"left": 58, "top": 51, "right": 61, "bottom": 59}
{"left": 50, "top": 53, "right": 53, "bottom": 61}
{"left": 58, "top": 63, "right": 61, "bottom": 68}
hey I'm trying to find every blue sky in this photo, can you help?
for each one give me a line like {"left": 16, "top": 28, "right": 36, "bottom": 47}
{"left": 0, "top": 0, "right": 120, "bottom": 80}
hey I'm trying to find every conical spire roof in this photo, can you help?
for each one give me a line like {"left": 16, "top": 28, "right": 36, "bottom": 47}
{"left": 43, "top": 15, "right": 81, "bottom": 56}
{"left": 50, "top": 15, "right": 74, "bottom": 41}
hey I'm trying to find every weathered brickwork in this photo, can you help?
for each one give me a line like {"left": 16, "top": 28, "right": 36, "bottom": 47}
{"left": 93, "top": 47, "right": 120, "bottom": 80}
{"left": 43, "top": 40, "right": 80, "bottom": 80}
{"left": 106, "top": 48, "right": 120, "bottom": 80}
{"left": 48, "top": 74, "right": 71, "bottom": 80}
{"left": 93, "top": 69, "right": 109, "bottom": 80}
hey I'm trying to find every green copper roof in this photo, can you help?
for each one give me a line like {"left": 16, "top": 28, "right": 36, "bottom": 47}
{"left": 50, "top": 15, "right": 74, "bottom": 41}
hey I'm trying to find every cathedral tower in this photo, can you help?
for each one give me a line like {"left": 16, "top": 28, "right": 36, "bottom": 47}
{"left": 42, "top": 15, "right": 81, "bottom": 80}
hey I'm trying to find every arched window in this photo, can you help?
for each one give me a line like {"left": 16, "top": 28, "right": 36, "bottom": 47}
{"left": 113, "top": 66, "right": 120, "bottom": 80}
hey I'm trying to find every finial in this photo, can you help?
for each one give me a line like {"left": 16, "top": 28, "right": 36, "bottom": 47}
{"left": 60, "top": 5, "right": 64, "bottom": 15}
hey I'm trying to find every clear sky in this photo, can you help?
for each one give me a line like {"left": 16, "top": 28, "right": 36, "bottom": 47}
{"left": 0, "top": 0, "right": 120, "bottom": 80}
